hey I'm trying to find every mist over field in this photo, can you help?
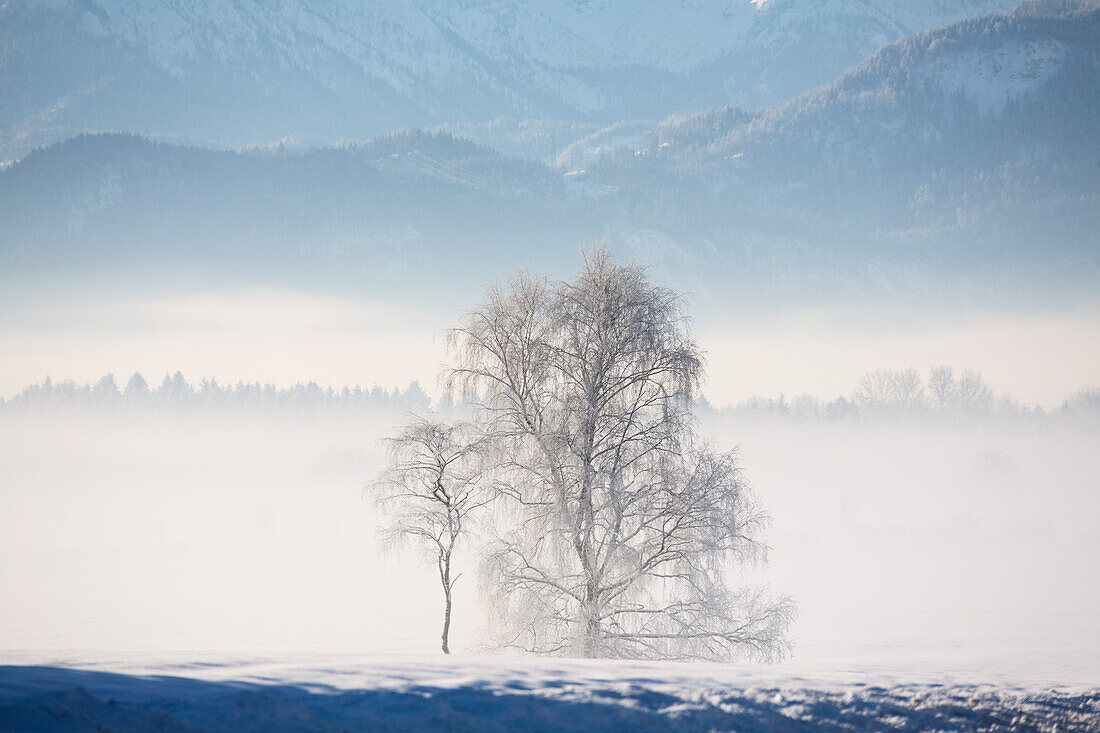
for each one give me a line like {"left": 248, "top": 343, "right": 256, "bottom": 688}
{"left": 1, "top": 0, "right": 1098, "bottom": 729}
{"left": 1, "top": 397, "right": 1096, "bottom": 682}
{"left": 2, "top": 285, "right": 1097, "bottom": 408}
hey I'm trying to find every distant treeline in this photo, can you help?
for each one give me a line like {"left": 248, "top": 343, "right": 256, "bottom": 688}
{"left": 2, "top": 367, "right": 1097, "bottom": 427}
{"left": 0, "top": 371, "right": 432, "bottom": 417}
{"left": 701, "top": 367, "right": 1099, "bottom": 427}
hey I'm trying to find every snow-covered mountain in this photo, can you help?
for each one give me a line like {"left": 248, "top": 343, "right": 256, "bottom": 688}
{"left": 588, "top": 0, "right": 1100, "bottom": 254}
{"left": 1, "top": 1, "right": 1095, "bottom": 306}
{"left": 0, "top": 0, "right": 1017, "bottom": 161}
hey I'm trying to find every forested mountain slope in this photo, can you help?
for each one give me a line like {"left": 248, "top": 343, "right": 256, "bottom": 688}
{"left": 1, "top": 2, "right": 1095, "bottom": 306}
{"left": 585, "top": 0, "right": 1100, "bottom": 278}
{"left": 0, "top": 0, "right": 1016, "bottom": 161}
{"left": 0, "top": 131, "right": 597, "bottom": 298}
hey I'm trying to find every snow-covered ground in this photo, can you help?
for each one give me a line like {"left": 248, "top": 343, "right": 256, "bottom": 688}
{"left": 0, "top": 653, "right": 1096, "bottom": 731}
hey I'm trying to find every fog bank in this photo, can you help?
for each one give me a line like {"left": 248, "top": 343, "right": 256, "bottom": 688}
{"left": 2, "top": 288, "right": 1097, "bottom": 409}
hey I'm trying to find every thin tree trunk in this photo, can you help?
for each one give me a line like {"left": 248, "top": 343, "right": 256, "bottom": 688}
{"left": 440, "top": 549, "right": 452, "bottom": 654}
{"left": 442, "top": 588, "right": 452, "bottom": 655}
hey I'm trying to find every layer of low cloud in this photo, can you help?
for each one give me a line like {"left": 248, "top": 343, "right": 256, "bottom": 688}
{"left": 1, "top": 288, "right": 1097, "bottom": 408}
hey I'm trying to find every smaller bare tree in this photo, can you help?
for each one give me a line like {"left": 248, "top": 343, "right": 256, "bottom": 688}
{"left": 928, "top": 365, "right": 955, "bottom": 408}
{"left": 890, "top": 368, "right": 925, "bottom": 408}
{"left": 957, "top": 368, "right": 993, "bottom": 412}
{"left": 367, "top": 417, "right": 489, "bottom": 654}
{"left": 853, "top": 369, "right": 895, "bottom": 409}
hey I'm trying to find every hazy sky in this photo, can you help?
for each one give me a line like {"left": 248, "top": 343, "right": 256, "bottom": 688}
{"left": 2, "top": 287, "right": 1097, "bottom": 407}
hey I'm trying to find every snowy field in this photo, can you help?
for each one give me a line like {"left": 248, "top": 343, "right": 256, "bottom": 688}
{"left": 0, "top": 409, "right": 1096, "bottom": 729}
{"left": 0, "top": 654, "right": 1097, "bottom": 731}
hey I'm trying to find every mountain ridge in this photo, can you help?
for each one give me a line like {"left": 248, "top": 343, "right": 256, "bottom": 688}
{"left": 0, "top": 1, "right": 1095, "bottom": 308}
{"left": 0, "top": 0, "right": 1019, "bottom": 162}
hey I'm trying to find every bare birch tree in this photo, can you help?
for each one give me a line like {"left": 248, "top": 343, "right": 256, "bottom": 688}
{"left": 928, "top": 365, "right": 956, "bottom": 408}
{"left": 446, "top": 248, "right": 794, "bottom": 661}
{"left": 368, "top": 417, "right": 488, "bottom": 654}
